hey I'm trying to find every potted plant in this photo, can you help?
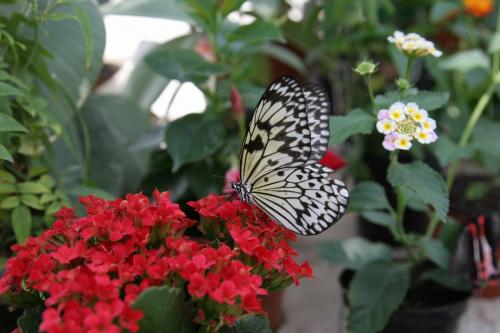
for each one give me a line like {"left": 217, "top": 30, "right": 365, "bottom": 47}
{"left": 320, "top": 28, "right": 480, "bottom": 332}
{"left": 0, "top": 190, "right": 313, "bottom": 332}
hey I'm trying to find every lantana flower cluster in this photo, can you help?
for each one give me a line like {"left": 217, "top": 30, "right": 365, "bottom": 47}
{"left": 388, "top": 31, "right": 443, "bottom": 58}
{"left": 376, "top": 102, "right": 438, "bottom": 151}
{"left": 0, "top": 191, "right": 312, "bottom": 332}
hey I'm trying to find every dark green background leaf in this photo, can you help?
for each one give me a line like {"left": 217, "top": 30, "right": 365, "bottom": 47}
{"left": 329, "top": 109, "right": 375, "bottom": 144}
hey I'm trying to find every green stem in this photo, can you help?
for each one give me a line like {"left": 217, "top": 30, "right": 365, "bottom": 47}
{"left": 165, "top": 82, "right": 182, "bottom": 121}
{"left": 404, "top": 56, "right": 414, "bottom": 82}
{"left": 365, "top": 75, "right": 376, "bottom": 114}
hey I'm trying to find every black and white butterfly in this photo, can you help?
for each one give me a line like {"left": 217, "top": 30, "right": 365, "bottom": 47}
{"left": 231, "top": 76, "right": 349, "bottom": 236}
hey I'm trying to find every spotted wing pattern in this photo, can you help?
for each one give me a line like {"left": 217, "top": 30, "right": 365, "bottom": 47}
{"left": 238, "top": 76, "right": 349, "bottom": 236}
{"left": 239, "top": 76, "right": 312, "bottom": 185}
{"left": 302, "top": 84, "right": 331, "bottom": 162}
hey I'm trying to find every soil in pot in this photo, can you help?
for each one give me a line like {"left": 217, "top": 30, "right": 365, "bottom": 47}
{"left": 340, "top": 270, "right": 470, "bottom": 333}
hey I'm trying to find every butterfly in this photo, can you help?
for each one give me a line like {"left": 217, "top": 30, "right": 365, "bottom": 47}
{"left": 231, "top": 76, "right": 349, "bottom": 236}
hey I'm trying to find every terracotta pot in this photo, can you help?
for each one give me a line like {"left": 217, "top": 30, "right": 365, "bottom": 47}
{"left": 261, "top": 291, "right": 285, "bottom": 331}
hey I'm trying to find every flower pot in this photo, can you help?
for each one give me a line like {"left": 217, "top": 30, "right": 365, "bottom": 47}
{"left": 340, "top": 270, "right": 470, "bottom": 333}
{"left": 261, "top": 291, "right": 285, "bottom": 331}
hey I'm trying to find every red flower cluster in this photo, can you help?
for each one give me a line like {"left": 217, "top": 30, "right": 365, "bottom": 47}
{"left": 0, "top": 191, "right": 313, "bottom": 332}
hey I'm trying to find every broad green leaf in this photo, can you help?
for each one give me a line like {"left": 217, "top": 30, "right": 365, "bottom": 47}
{"left": 0, "top": 144, "right": 13, "bottom": 162}
{"left": 489, "top": 32, "right": 500, "bottom": 54}
{"left": 0, "top": 81, "right": 24, "bottom": 96}
{"left": 472, "top": 119, "right": 500, "bottom": 157}
{"left": 361, "top": 211, "right": 396, "bottom": 228}
{"left": 166, "top": 113, "right": 225, "bottom": 171}
{"left": 20, "top": 195, "right": 43, "bottom": 210}
{"left": 0, "top": 183, "right": 16, "bottom": 193}
{"left": 47, "top": 12, "right": 75, "bottom": 21}
{"left": 329, "top": 109, "right": 375, "bottom": 144}
{"left": 349, "top": 181, "right": 391, "bottom": 211}
{"left": 11, "top": 205, "right": 32, "bottom": 244}
{"left": 0, "top": 170, "right": 16, "bottom": 183}
{"left": 347, "top": 262, "right": 410, "bottom": 333}
{"left": 260, "top": 44, "right": 306, "bottom": 74}
{"left": 17, "top": 306, "right": 43, "bottom": 333}
{"left": 226, "top": 20, "right": 284, "bottom": 54}
{"left": 0, "top": 114, "right": 28, "bottom": 132}
{"left": 320, "top": 238, "right": 392, "bottom": 270}
{"left": 145, "top": 48, "right": 229, "bottom": 84}
{"left": 440, "top": 216, "right": 463, "bottom": 251}
{"left": 420, "top": 268, "right": 471, "bottom": 292}
{"left": 220, "top": 0, "right": 245, "bottom": 16}
{"left": 39, "top": 174, "right": 56, "bottom": 189}
{"left": 101, "top": 0, "right": 192, "bottom": 22}
{"left": 387, "top": 161, "right": 449, "bottom": 221}
{"left": 73, "top": 7, "right": 94, "bottom": 69}
{"left": 421, "top": 239, "right": 450, "bottom": 269}
{"left": 222, "top": 315, "right": 272, "bottom": 333}
{"left": 0, "top": 196, "right": 20, "bottom": 209}
{"left": 66, "top": 185, "right": 115, "bottom": 200}
{"left": 40, "top": 193, "right": 57, "bottom": 204}
{"left": 439, "top": 49, "right": 490, "bottom": 73}
{"left": 17, "top": 181, "right": 49, "bottom": 194}
{"left": 431, "top": 134, "right": 474, "bottom": 167}
{"left": 133, "top": 286, "right": 194, "bottom": 333}
{"left": 375, "top": 89, "right": 449, "bottom": 111}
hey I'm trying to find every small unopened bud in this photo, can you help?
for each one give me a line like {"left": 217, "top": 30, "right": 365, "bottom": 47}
{"left": 354, "top": 60, "right": 378, "bottom": 76}
{"left": 396, "top": 78, "right": 411, "bottom": 90}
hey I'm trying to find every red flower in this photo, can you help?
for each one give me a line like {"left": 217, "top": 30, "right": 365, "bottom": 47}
{"left": 230, "top": 86, "right": 244, "bottom": 117}
{"left": 210, "top": 280, "right": 238, "bottom": 305}
{"left": 320, "top": 149, "right": 347, "bottom": 170}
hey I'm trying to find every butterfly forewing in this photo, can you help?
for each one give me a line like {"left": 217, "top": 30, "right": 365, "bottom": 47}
{"left": 302, "top": 83, "right": 331, "bottom": 162}
{"left": 239, "top": 76, "right": 312, "bottom": 185}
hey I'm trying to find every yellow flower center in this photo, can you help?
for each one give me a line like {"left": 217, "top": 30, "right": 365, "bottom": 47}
{"left": 398, "top": 120, "right": 415, "bottom": 135}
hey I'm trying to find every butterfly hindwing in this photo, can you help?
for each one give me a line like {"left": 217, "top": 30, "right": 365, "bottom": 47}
{"left": 251, "top": 165, "right": 349, "bottom": 235}
{"left": 239, "top": 77, "right": 312, "bottom": 185}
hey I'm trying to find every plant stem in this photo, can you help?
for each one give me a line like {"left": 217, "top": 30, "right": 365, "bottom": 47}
{"left": 404, "top": 56, "right": 414, "bottom": 82}
{"left": 365, "top": 75, "right": 376, "bottom": 114}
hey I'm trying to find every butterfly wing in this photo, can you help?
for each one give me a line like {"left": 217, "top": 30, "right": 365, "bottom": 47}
{"left": 302, "top": 83, "right": 331, "bottom": 162}
{"left": 250, "top": 165, "right": 349, "bottom": 235}
{"left": 239, "top": 76, "right": 312, "bottom": 185}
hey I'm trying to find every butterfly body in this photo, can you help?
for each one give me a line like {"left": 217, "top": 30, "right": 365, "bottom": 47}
{"left": 233, "top": 76, "right": 349, "bottom": 236}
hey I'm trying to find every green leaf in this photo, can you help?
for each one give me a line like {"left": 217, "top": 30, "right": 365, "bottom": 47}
{"left": 347, "top": 262, "right": 410, "bottom": 333}
{"left": 0, "top": 183, "right": 16, "bottom": 193}
{"left": 440, "top": 216, "right": 463, "bottom": 251}
{"left": 489, "top": 32, "right": 500, "bottom": 54}
{"left": 20, "top": 195, "right": 43, "bottom": 210}
{"left": 17, "top": 305, "right": 43, "bottom": 333}
{"left": 375, "top": 89, "right": 449, "bottom": 111}
{"left": 472, "top": 119, "right": 500, "bottom": 157}
{"left": 18, "top": 181, "right": 49, "bottom": 194}
{"left": 39, "top": 174, "right": 56, "bottom": 189}
{"left": 260, "top": 44, "right": 306, "bottom": 74}
{"left": 11, "top": 205, "right": 32, "bottom": 244}
{"left": 0, "top": 195, "right": 20, "bottom": 209}
{"left": 40, "top": 193, "right": 58, "bottom": 204}
{"left": 226, "top": 20, "right": 284, "bottom": 54}
{"left": 0, "top": 114, "right": 28, "bottom": 132}
{"left": 73, "top": 7, "right": 94, "bottom": 69}
{"left": 329, "top": 109, "right": 375, "bottom": 144}
{"left": 67, "top": 185, "right": 115, "bottom": 200}
{"left": 431, "top": 134, "right": 474, "bottom": 167}
{"left": 166, "top": 113, "right": 225, "bottom": 171}
{"left": 349, "top": 181, "right": 391, "bottom": 211}
{"left": 48, "top": 12, "right": 76, "bottom": 21}
{"left": 220, "top": 0, "right": 245, "bottom": 16}
{"left": 0, "top": 170, "right": 16, "bottom": 183}
{"left": 101, "top": 0, "right": 192, "bottom": 22}
{"left": 421, "top": 239, "right": 450, "bottom": 269}
{"left": 222, "top": 315, "right": 272, "bottom": 333}
{"left": 0, "top": 81, "right": 24, "bottom": 96}
{"left": 361, "top": 211, "right": 396, "bottom": 227}
{"left": 133, "top": 286, "right": 194, "bottom": 333}
{"left": 145, "top": 48, "right": 229, "bottom": 84}
{"left": 439, "top": 49, "right": 490, "bottom": 73}
{"left": 387, "top": 161, "right": 449, "bottom": 221}
{"left": 0, "top": 144, "right": 13, "bottom": 162}
{"left": 320, "top": 238, "right": 392, "bottom": 270}
{"left": 420, "top": 268, "right": 471, "bottom": 292}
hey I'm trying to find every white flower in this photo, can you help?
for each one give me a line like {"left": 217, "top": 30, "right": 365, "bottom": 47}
{"left": 388, "top": 102, "right": 406, "bottom": 122}
{"left": 405, "top": 102, "right": 419, "bottom": 116}
{"left": 394, "top": 134, "right": 412, "bottom": 150}
{"left": 411, "top": 108, "right": 428, "bottom": 123}
{"left": 388, "top": 31, "right": 442, "bottom": 58}
{"left": 377, "top": 119, "right": 397, "bottom": 134}
{"left": 414, "top": 128, "right": 433, "bottom": 144}
{"left": 421, "top": 118, "right": 436, "bottom": 132}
